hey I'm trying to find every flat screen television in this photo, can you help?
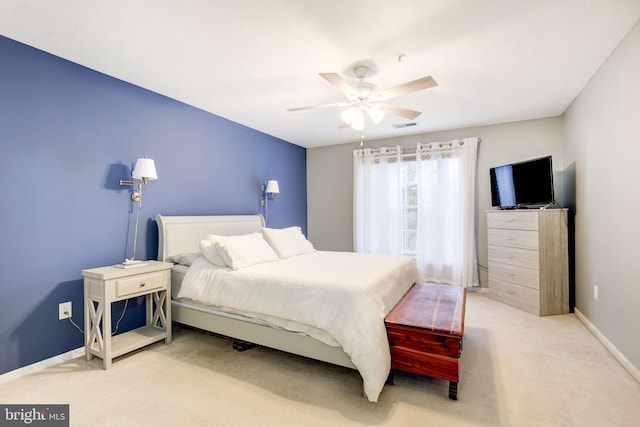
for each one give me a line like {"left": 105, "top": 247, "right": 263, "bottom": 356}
{"left": 490, "top": 155, "right": 555, "bottom": 209}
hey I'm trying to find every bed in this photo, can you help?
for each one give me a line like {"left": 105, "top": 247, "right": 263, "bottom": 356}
{"left": 155, "top": 214, "right": 421, "bottom": 402}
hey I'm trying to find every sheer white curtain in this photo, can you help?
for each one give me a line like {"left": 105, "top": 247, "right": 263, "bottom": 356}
{"left": 353, "top": 146, "right": 404, "bottom": 254}
{"left": 353, "top": 138, "right": 479, "bottom": 288}
{"left": 415, "top": 138, "right": 479, "bottom": 287}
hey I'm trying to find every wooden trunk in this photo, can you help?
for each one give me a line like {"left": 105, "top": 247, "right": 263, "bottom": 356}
{"left": 385, "top": 283, "right": 466, "bottom": 399}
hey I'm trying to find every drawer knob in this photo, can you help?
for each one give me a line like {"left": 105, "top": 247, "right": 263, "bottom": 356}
{"left": 139, "top": 282, "right": 146, "bottom": 288}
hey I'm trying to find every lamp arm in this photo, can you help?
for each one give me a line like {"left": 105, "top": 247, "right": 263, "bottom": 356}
{"left": 120, "top": 157, "right": 157, "bottom": 265}
{"left": 128, "top": 184, "right": 143, "bottom": 262}
{"left": 137, "top": 182, "right": 143, "bottom": 210}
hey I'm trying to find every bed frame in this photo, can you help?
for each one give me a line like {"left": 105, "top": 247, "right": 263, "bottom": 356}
{"left": 155, "top": 214, "right": 356, "bottom": 369}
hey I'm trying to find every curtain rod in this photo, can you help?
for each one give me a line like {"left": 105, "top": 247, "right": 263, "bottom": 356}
{"left": 356, "top": 140, "right": 461, "bottom": 156}
{"left": 358, "top": 138, "right": 478, "bottom": 151}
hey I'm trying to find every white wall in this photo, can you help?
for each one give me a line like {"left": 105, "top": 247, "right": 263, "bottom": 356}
{"left": 307, "top": 116, "right": 564, "bottom": 287}
{"left": 563, "top": 19, "right": 640, "bottom": 370}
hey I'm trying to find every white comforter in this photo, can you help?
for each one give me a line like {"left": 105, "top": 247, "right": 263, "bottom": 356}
{"left": 177, "top": 251, "right": 421, "bottom": 402}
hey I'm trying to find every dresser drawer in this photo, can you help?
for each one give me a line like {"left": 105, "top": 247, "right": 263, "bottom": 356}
{"left": 488, "top": 228, "right": 539, "bottom": 250}
{"left": 487, "top": 211, "right": 539, "bottom": 230}
{"left": 488, "top": 262, "right": 539, "bottom": 289}
{"left": 488, "top": 244, "right": 539, "bottom": 270}
{"left": 116, "top": 271, "right": 165, "bottom": 297}
{"left": 489, "top": 278, "right": 540, "bottom": 315}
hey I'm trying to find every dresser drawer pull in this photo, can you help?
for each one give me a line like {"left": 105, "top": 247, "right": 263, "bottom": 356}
{"left": 506, "top": 219, "right": 514, "bottom": 222}
{"left": 506, "top": 289, "right": 516, "bottom": 294}
{"left": 507, "top": 272, "right": 516, "bottom": 277}
{"left": 139, "top": 282, "right": 146, "bottom": 288}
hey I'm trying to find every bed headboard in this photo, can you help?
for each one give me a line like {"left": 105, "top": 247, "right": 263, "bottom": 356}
{"left": 155, "top": 214, "right": 265, "bottom": 262}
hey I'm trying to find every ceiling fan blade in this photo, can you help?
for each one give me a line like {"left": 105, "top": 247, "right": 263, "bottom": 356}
{"left": 319, "top": 73, "right": 356, "bottom": 98}
{"left": 378, "top": 103, "right": 422, "bottom": 120}
{"left": 377, "top": 76, "right": 437, "bottom": 101}
{"left": 287, "top": 101, "right": 350, "bottom": 112}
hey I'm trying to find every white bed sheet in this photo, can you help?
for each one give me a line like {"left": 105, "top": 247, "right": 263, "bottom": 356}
{"left": 177, "top": 250, "right": 421, "bottom": 402}
{"left": 171, "top": 264, "right": 189, "bottom": 300}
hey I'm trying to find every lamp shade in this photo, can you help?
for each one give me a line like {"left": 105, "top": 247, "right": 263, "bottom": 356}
{"left": 265, "top": 180, "right": 279, "bottom": 194}
{"left": 340, "top": 106, "right": 358, "bottom": 125}
{"left": 132, "top": 158, "right": 158, "bottom": 180}
{"left": 367, "top": 105, "right": 385, "bottom": 124}
{"left": 351, "top": 110, "right": 365, "bottom": 131}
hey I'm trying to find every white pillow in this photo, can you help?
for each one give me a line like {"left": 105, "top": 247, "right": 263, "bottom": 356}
{"left": 200, "top": 235, "right": 229, "bottom": 267}
{"left": 168, "top": 251, "right": 202, "bottom": 267}
{"left": 261, "top": 226, "right": 315, "bottom": 258}
{"left": 214, "top": 232, "right": 279, "bottom": 270}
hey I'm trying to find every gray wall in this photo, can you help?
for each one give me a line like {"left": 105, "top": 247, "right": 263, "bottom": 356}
{"left": 563, "top": 19, "right": 640, "bottom": 371}
{"left": 307, "top": 116, "right": 564, "bottom": 287}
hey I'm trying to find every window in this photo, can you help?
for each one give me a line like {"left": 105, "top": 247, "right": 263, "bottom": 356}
{"left": 354, "top": 138, "right": 479, "bottom": 288}
{"left": 401, "top": 161, "right": 417, "bottom": 256}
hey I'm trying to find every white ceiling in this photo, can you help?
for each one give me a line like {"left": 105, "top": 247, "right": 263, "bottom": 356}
{"left": 1, "top": 1, "right": 639, "bottom": 148}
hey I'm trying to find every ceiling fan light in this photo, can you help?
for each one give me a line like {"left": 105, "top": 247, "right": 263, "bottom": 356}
{"left": 351, "top": 110, "right": 365, "bottom": 130}
{"left": 367, "top": 106, "right": 385, "bottom": 124}
{"left": 341, "top": 106, "right": 358, "bottom": 124}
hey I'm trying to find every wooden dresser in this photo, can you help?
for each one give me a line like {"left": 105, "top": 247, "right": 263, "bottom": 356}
{"left": 385, "top": 283, "right": 466, "bottom": 400}
{"left": 487, "top": 209, "right": 569, "bottom": 316}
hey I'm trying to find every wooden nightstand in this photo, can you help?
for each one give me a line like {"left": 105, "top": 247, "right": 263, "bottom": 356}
{"left": 81, "top": 261, "right": 173, "bottom": 369}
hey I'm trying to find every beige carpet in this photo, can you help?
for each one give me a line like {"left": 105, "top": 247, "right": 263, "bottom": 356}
{"left": 2, "top": 292, "right": 639, "bottom": 426}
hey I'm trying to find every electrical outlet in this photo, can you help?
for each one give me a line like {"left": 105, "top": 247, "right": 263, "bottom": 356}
{"left": 594, "top": 285, "right": 598, "bottom": 300}
{"left": 59, "top": 302, "right": 72, "bottom": 320}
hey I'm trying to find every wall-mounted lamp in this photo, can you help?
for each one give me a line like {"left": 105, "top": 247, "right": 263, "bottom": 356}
{"left": 259, "top": 179, "right": 279, "bottom": 224}
{"left": 119, "top": 157, "right": 158, "bottom": 205}
{"left": 118, "top": 157, "right": 158, "bottom": 267}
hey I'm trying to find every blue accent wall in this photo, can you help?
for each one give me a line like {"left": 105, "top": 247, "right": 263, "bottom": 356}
{"left": 0, "top": 36, "right": 307, "bottom": 375}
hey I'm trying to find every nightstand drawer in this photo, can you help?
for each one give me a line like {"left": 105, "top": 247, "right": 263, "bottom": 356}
{"left": 488, "top": 228, "right": 539, "bottom": 250}
{"left": 116, "top": 271, "right": 165, "bottom": 297}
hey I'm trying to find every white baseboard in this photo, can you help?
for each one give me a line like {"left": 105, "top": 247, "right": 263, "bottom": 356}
{"left": 574, "top": 308, "right": 640, "bottom": 384}
{"left": 0, "top": 347, "right": 85, "bottom": 384}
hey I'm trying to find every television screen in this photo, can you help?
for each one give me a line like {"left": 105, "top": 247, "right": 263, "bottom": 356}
{"left": 490, "top": 156, "right": 555, "bottom": 208}
{"left": 490, "top": 164, "right": 516, "bottom": 207}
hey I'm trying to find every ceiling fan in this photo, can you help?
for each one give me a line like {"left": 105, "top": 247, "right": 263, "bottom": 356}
{"left": 287, "top": 65, "right": 437, "bottom": 130}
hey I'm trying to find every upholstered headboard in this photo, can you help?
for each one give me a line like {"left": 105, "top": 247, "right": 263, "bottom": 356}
{"left": 155, "top": 214, "right": 265, "bottom": 262}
